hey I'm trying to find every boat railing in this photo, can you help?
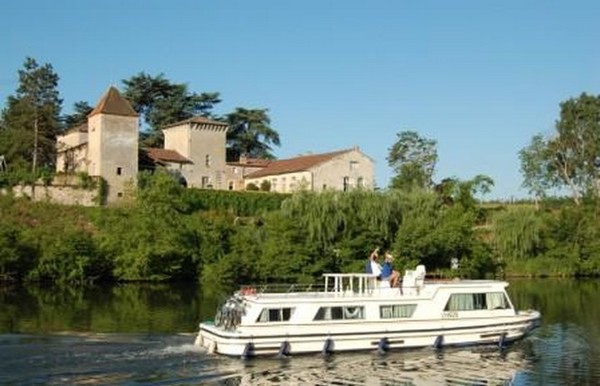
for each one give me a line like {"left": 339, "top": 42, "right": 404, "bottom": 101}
{"left": 322, "top": 273, "right": 386, "bottom": 295}
{"left": 238, "top": 270, "right": 427, "bottom": 297}
{"left": 239, "top": 283, "right": 325, "bottom": 295}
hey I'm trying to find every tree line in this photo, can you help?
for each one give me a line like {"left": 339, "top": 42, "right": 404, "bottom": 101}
{"left": 1, "top": 57, "right": 599, "bottom": 288}
{"left": 1, "top": 169, "right": 599, "bottom": 289}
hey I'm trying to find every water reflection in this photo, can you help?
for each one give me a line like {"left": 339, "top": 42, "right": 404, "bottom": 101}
{"left": 202, "top": 345, "right": 531, "bottom": 385}
{"left": 1, "top": 279, "right": 600, "bottom": 385}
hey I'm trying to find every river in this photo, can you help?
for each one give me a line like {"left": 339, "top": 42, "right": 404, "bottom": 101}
{"left": 0, "top": 279, "right": 598, "bottom": 385}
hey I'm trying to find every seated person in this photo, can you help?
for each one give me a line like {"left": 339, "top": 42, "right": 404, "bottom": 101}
{"left": 380, "top": 253, "right": 400, "bottom": 287}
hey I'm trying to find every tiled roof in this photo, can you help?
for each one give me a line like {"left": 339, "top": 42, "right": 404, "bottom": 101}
{"left": 89, "top": 86, "right": 138, "bottom": 118}
{"left": 144, "top": 148, "right": 192, "bottom": 164}
{"left": 227, "top": 158, "right": 272, "bottom": 167}
{"left": 163, "top": 116, "right": 228, "bottom": 130}
{"left": 245, "top": 149, "right": 353, "bottom": 179}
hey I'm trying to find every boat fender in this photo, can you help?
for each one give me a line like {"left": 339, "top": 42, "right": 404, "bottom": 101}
{"left": 433, "top": 335, "right": 444, "bottom": 349}
{"left": 278, "top": 340, "right": 291, "bottom": 357}
{"left": 207, "top": 341, "right": 217, "bottom": 354}
{"left": 498, "top": 332, "right": 507, "bottom": 349}
{"left": 377, "top": 337, "right": 390, "bottom": 354}
{"left": 242, "top": 342, "right": 255, "bottom": 360}
{"left": 322, "top": 337, "right": 334, "bottom": 355}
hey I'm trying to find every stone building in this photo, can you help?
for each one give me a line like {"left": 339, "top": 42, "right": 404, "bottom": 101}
{"left": 159, "top": 117, "right": 228, "bottom": 189}
{"left": 56, "top": 86, "right": 139, "bottom": 203}
{"left": 55, "top": 86, "right": 375, "bottom": 205}
{"left": 241, "top": 147, "right": 375, "bottom": 193}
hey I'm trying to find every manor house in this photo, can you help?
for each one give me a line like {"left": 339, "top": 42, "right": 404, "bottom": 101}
{"left": 56, "top": 86, "right": 375, "bottom": 204}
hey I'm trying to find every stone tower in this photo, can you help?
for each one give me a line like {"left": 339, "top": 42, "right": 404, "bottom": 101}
{"left": 87, "top": 86, "right": 139, "bottom": 203}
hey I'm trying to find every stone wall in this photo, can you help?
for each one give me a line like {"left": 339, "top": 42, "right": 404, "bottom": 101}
{"left": 2, "top": 184, "right": 98, "bottom": 206}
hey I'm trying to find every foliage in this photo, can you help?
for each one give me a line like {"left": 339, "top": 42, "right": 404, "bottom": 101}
{"left": 225, "top": 108, "right": 280, "bottom": 161}
{"left": 490, "top": 206, "right": 544, "bottom": 261}
{"left": 122, "top": 72, "right": 221, "bottom": 147}
{"left": 387, "top": 131, "right": 437, "bottom": 191}
{"left": 62, "top": 100, "right": 93, "bottom": 128}
{"left": 259, "top": 179, "right": 271, "bottom": 192}
{"left": 520, "top": 93, "right": 600, "bottom": 205}
{"left": 0, "top": 57, "right": 62, "bottom": 173}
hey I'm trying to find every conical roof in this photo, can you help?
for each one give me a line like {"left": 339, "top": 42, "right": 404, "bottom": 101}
{"left": 89, "top": 86, "right": 138, "bottom": 117}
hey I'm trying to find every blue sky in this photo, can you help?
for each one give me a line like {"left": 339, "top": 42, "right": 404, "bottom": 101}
{"left": 1, "top": 1, "right": 599, "bottom": 199}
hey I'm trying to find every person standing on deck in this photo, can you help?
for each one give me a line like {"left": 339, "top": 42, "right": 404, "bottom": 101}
{"left": 365, "top": 247, "right": 382, "bottom": 278}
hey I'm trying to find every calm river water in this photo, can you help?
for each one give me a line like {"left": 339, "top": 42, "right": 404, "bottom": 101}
{"left": 0, "top": 279, "right": 599, "bottom": 385}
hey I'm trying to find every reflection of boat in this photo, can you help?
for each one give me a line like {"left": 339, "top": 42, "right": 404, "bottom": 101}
{"left": 242, "top": 346, "right": 531, "bottom": 385}
{"left": 195, "top": 265, "right": 540, "bottom": 357}
{"left": 203, "top": 347, "right": 532, "bottom": 386}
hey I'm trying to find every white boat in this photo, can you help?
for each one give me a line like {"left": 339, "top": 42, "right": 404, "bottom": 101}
{"left": 195, "top": 265, "right": 540, "bottom": 357}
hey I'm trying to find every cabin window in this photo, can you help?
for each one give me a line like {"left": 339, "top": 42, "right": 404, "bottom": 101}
{"left": 257, "top": 307, "right": 294, "bottom": 323}
{"left": 380, "top": 304, "right": 417, "bottom": 319}
{"left": 314, "top": 306, "right": 364, "bottom": 321}
{"left": 444, "top": 292, "right": 510, "bottom": 311}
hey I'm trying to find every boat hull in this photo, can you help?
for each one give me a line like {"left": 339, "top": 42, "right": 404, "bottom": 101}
{"left": 197, "top": 310, "right": 540, "bottom": 357}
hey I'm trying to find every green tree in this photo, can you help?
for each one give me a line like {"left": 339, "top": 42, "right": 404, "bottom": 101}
{"left": 122, "top": 72, "right": 221, "bottom": 147}
{"left": 225, "top": 108, "right": 280, "bottom": 161}
{"left": 63, "top": 100, "right": 93, "bottom": 129}
{"left": 387, "top": 131, "right": 437, "bottom": 191}
{"left": 521, "top": 93, "right": 600, "bottom": 205}
{"left": 0, "top": 57, "right": 62, "bottom": 173}
{"left": 519, "top": 134, "right": 555, "bottom": 206}
{"left": 552, "top": 93, "right": 600, "bottom": 203}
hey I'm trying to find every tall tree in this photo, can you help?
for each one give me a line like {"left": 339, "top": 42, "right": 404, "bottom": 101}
{"left": 122, "top": 72, "right": 221, "bottom": 147}
{"left": 225, "top": 108, "right": 280, "bottom": 161}
{"left": 62, "top": 101, "right": 93, "bottom": 129}
{"left": 552, "top": 93, "right": 600, "bottom": 201}
{"left": 519, "top": 93, "right": 600, "bottom": 205}
{"left": 0, "top": 57, "right": 62, "bottom": 172}
{"left": 519, "top": 134, "right": 555, "bottom": 206}
{"left": 387, "top": 130, "right": 437, "bottom": 191}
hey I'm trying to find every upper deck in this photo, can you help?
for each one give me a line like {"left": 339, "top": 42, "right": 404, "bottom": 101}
{"left": 238, "top": 269, "right": 508, "bottom": 304}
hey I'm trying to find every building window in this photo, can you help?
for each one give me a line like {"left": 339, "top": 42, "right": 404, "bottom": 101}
{"left": 271, "top": 178, "right": 278, "bottom": 192}
{"left": 357, "top": 177, "right": 364, "bottom": 188}
{"left": 201, "top": 176, "right": 210, "bottom": 188}
{"left": 117, "top": 192, "right": 123, "bottom": 198}
{"left": 350, "top": 160, "right": 359, "bottom": 171}
{"left": 116, "top": 167, "right": 122, "bottom": 175}
{"left": 228, "top": 181, "right": 234, "bottom": 190}
{"left": 281, "top": 177, "right": 286, "bottom": 192}
{"left": 205, "top": 154, "right": 211, "bottom": 167}
{"left": 343, "top": 177, "right": 350, "bottom": 191}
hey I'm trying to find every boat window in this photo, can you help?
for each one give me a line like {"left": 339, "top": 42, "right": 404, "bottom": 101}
{"left": 256, "top": 307, "right": 294, "bottom": 323}
{"left": 444, "top": 292, "right": 510, "bottom": 311}
{"left": 314, "top": 306, "right": 365, "bottom": 320}
{"left": 380, "top": 304, "right": 417, "bottom": 318}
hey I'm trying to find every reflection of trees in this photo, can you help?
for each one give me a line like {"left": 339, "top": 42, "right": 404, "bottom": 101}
{"left": 509, "top": 279, "right": 600, "bottom": 385}
{"left": 0, "top": 283, "right": 204, "bottom": 333}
